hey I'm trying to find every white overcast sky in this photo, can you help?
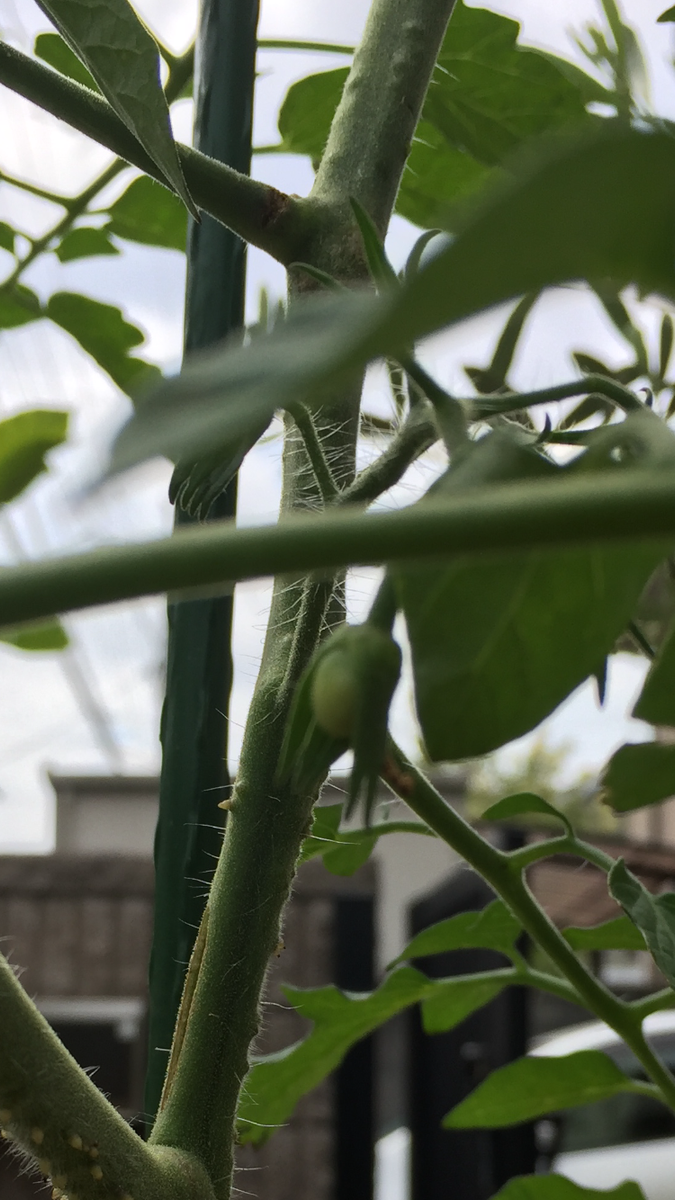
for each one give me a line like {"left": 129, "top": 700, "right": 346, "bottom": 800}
{"left": 0, "top": 0, "right": 671, "bottom": 850}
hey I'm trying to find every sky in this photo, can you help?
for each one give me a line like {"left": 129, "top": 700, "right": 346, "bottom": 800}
{"left": 0, "top": 0, "right": 672, "bottom": 850}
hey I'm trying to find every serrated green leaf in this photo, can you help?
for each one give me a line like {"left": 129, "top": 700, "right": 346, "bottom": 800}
{"left": 34, "top": 31, "right": 97, "bottom": 90}
{"left": 633, "top": 620, "right": 675, "bottom": 725}
{"left": 482, "top": 792, "right": 573, "bottom": 836}
{"left": 609, "top": 858, "right": 675, "bottom": 986}
{"left": 34, "top": 0, "right": 195, "bottom": 215}
{"left": 47, "top": 291, "right": 160, "bottom": 395}
{"left": 600, "top": 742, "right": 675, "bottom": 813}
{"left": 392, "top": 428, "right": 665, "bottom": 761}
{"left": 104, "top": 176, "right": 188, "bottom": 252}
{"left": 110, "top": 125, "right": 675, "bottom": 475}
{"left": 55, "top": 226, "right": 120, "bottom": 263}
{"left": 238, "top": 965, "right": 503, "bottom": 1144}
{"left": 563, "top": 916, "right": 647, "bottom": 952}
{"left": 0, "top": 619, "right": 68, "bottom": 651}
{"left": 492, "top": 1175, "right": 645, "bottom": 1200}
{"left": 445, "top": 1051, "right": 638, "bottom": 1128}
{"left": 0, "top": 223, "right": 16, "bottom": 255}
{"left": 391, "top": 900, "right": 520, "bottom": 968}
{"left": 0, "top": 409, "right": 68, "bottom": 504}
{"left": 0, "top": 285, "right": 41, "bottom": 330}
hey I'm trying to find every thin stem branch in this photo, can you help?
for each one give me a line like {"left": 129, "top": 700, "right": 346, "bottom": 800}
{"left": 0, "top": 42, "right": 309, "bottom": 264}
{"left": 0, "top": 168, "right": 70, "bottom": 207}
{"left": 287, "top": 404, "right": 339, "bottom": 501}
{"left": 471, "top": 374, "right": 643, "bottom": 420}
{"left": 258, "top": 38, "right": 355, "bottom": 53}
{"left": 339, "top": 405, "right": 438, "bottom": 506}
{"left": 507, "top": 835, "right": 618, "bottom": 873}
{"left": 381, "top": 743, "right": 675, "bottom": 1112}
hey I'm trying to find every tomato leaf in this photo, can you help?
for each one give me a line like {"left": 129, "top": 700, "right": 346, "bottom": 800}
{"left": 563, "top": 917, "right": 647, "bottom": 952}
{"left": 104, "top": 175, "right": 188, "bottom": 252}
{"left": 445, "top": 1051, "right": 639, "bottom": 1128}
{"left": 600, "top": 742, "right": 675, "bottom": 812}
{"left": 609, "top": 858, "right": 675, "bottom": 987}
{"left": 34, "top": 0, "right": 195, "bottom": 214}
{"left": 47, "top": 292, "right": 160, "bottom": 395}
{"left": 0, "top": 409, "right": 68, "bottom": 504}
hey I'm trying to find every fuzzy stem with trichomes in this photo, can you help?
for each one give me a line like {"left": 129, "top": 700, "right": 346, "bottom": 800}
{"left": 147, "top": 0, "right": 458, "bottom": 1193}
{"left": 0, "top": 953, "right": 214, "bottom": 1200}
{"left": 381, "top": 741, "right": 675, "bottom": 1112}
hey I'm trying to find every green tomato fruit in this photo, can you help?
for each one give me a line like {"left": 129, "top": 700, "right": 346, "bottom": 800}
{"left": 310, "top": 650, "right": 359, "bottom": 739}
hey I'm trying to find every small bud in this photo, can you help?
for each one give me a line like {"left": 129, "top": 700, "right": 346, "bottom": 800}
{"left": 67, "top": 1135, "right": 83, "bottom": 1151}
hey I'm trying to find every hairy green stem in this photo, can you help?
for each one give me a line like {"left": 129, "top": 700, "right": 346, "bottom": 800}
{"left": 339, "top": 404, "right": 438, "bottom": 505}
{"left": 288, "top": 404, "right": 339, "bottom": 501}
{"left": 382, "top": 744, "right": 675, "bottom": 1112}
{"left": 471, "top": 374, "right": 642, "bottom": 420}
{"left": 311, "top": 0, "right": 457, "bottom": 233}
{"left": 0, "top": 42, "right": 308, "bottom": 264}
{"left": 2, "top": 466, "right": 675, "bottom": 630}
{"left": 0, "top": 954, "right": 214, "bottom": 1200}
{"left": 148, "top": 0, "right": 459, "bottom": 1191}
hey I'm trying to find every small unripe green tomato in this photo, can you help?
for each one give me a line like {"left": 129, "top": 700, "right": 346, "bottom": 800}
{"left": 310, "top": 651, "right": 358, "bottom": 738}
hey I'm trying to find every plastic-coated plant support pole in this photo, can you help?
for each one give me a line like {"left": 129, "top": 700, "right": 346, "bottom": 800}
{"left": 2, "top": 467, "right": 675, "bottom": 629}
{"left": 145, "top": 0, "right": 258, "bottom": 1126}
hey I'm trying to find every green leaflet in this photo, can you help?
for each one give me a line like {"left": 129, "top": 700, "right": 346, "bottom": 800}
{"left": 563, "top": 916, "right": 647, "bottom": 952}
{"left": 600, "top": 742, "right": 675, "bottom": 813}
{"left": 482, "top": 792, "right": 573, "bottom": 836}
{"left": 104, "top": 176, "right": 188, "bottom": 252}
{"left": 238, "top": 966, "right": 504, "bottom": 1145}
{"left": 55, "top": 227, "right": 120, "bottom": 262}
{"left": 0, "top": 286, "right": 40, "bottom": 330}
{"left": 299, "top": 803, "right": 434, "bottom": 877}
{"left": 445, "top": 1051, "right": 640, "bottom": 1128}
{"left": 0, "top": 409, "right": 68, "bottom": 505}
{"left": 633, "top": 618, "right": 675, "bottom": 725}
{"left": 110, "top": 124, "right": 675, "bottom": 475}
{"left": 609, "top": 858, "right": 675, "bottom": 987}
{"left": 34, "top": 31, "right": 97, "bottom": 90}
{"left": 47, "top": 292, "right": 160, "bottom": 395}
{"left": 0, "top": 620, "right": 69, "bottom": 651}
{"left": 0, "top": 223, "right": 16, "bottom": 255}
{"left": 34, "top": 0, "right": 195, "bottom": 215}
{"left": 276, "top": 1, "right": 604, "bottom": 229}
{"left": 492, "top": 1176, "right": 645, "bottom": 1200}
{"left": 392, "top": 425, "right": 666, "bottom": 761}
{"left": 390, "top": 899, "right": 521, "bottom": 967}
